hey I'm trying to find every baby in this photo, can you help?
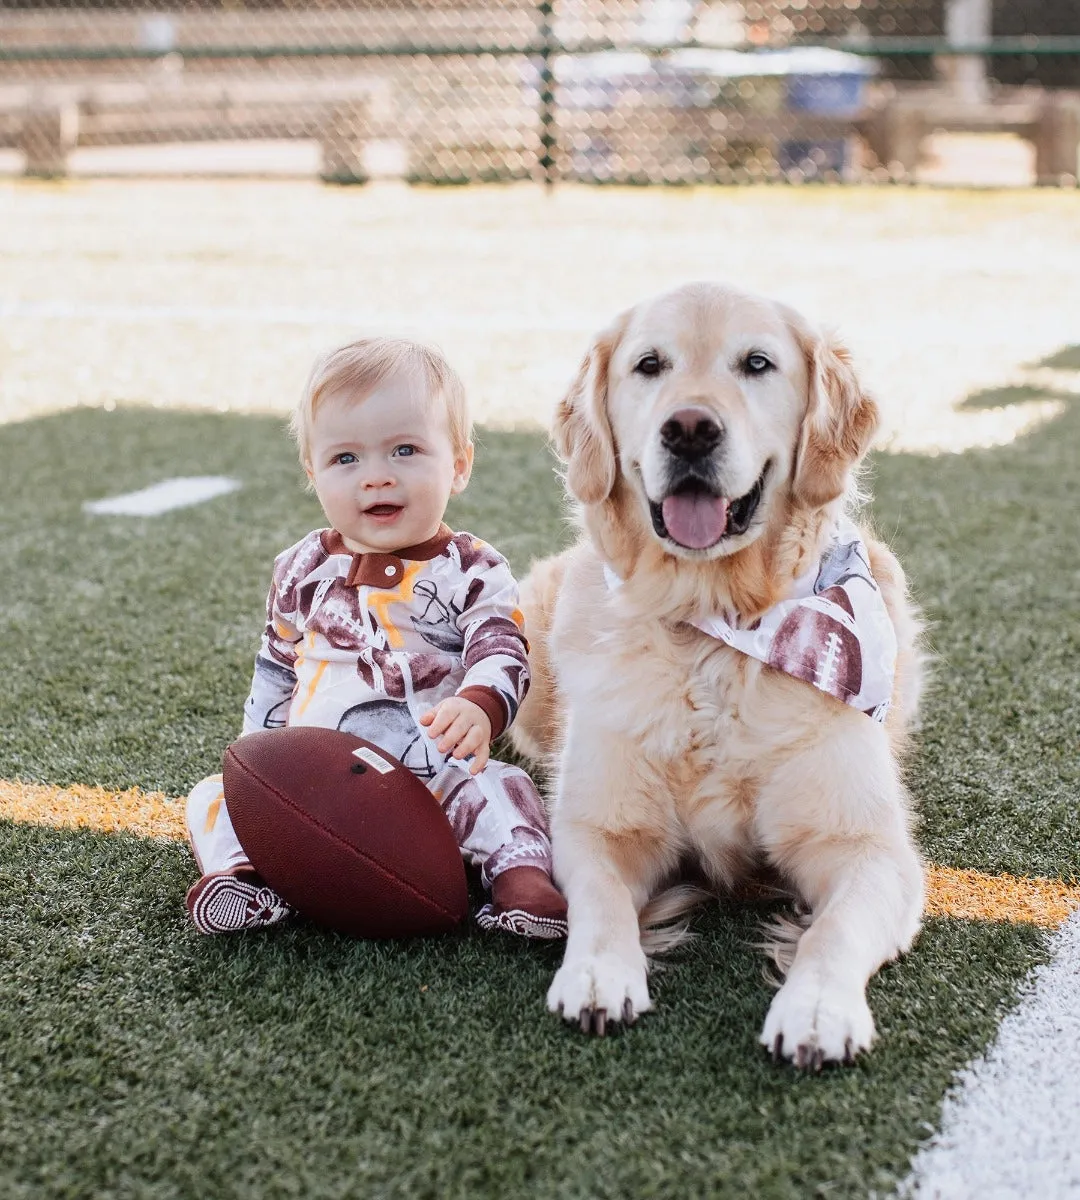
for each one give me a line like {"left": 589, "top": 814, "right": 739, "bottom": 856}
{"left": 184, "top": 336, "right": 567, "bottom": 940}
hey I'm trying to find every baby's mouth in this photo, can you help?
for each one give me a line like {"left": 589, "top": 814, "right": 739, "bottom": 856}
{"left": 365, "top": 504, "right": 403, "bottom": 519}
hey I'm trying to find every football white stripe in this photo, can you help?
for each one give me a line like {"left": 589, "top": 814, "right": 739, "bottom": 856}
{"left": 815, "top": 630, "right": 842, "bottom": 694}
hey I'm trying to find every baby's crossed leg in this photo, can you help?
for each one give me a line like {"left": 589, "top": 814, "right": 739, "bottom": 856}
{"left": 433, "top": 758, "right": 567, "bottom": 939}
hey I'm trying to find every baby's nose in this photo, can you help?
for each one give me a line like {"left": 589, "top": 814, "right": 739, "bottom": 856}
{"left": 361, "top": 464, "right": 396, "bottom": 488}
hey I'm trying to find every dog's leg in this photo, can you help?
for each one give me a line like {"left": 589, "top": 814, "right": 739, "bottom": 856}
{"left": 546, "top": 725, "right": 674, "bottom": 1035}
{"left": 756, "top": 721, "right": 925, "bottom": 1068}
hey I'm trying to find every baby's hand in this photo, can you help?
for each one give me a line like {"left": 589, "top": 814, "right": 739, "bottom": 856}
{"left": 420, "top": 697, "right": 492, "bottom": 775}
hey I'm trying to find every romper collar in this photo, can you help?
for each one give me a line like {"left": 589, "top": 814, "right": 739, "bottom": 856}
{"left": 321, "top": 524, "right": 453, "bottom": 589}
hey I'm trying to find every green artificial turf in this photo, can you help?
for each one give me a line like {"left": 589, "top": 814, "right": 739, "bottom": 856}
{"left": 0, "top": 409, "right": 567, "bottom": 795}
{"left": 0, "top": 381, "right": 1075, "bottom": 1197}
{"left": 0, "top": 822, "right": 1044, "bottom": 1200}
{"left": 872, "top": 382, "right": 1079, "bottom": 880}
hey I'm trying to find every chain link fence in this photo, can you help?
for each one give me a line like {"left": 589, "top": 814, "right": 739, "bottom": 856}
{"left": 1, "top": 1, "right": 1078, "bottom": 184}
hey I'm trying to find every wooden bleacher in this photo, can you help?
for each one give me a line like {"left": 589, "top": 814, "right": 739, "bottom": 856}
{"left": 859, "top": 84, "right": 1080, "bottom": 184}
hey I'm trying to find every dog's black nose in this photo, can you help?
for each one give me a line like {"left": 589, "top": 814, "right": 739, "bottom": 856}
{"left": 660, "top": 408, "right": 723, "bottom": 461}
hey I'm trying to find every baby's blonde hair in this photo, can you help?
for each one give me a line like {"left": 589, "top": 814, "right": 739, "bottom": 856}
{"left": 291, "top": 336, "right": 471, "bottom": 466}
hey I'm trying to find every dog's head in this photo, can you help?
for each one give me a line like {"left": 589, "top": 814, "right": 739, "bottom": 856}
{"left": 554, "top": 282, "right": 878, "bottom": 562}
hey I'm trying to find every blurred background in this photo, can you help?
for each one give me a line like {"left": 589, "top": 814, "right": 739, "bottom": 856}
{"left": 1, "top": 0, "right": 1078, "bottom": 186}
{"left": 0, "top": 0, "right": 1077, "bottom": 453}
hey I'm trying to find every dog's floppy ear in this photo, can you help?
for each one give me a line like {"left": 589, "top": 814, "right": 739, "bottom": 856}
{"left": 552, "top": 322, "right": 622, "bottom": 506}
{"left": 792, "top": 329, "right": 879, "bottom": 511}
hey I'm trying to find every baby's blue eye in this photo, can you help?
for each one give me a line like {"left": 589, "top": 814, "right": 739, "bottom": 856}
{"left": 335, "top": 452, "right": 358, "bottom": 465}
{"left": 393, "top": 444, "right": 417, "bottom": 458}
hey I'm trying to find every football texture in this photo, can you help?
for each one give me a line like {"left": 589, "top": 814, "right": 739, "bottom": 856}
{"left": 767, "top": 586, "right": 862, "bottom": 703}
{"left": 223, "top": 726, "right": 469, "bottom": 938}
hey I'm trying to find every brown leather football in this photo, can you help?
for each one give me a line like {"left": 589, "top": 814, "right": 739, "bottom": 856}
{"left": 223, "top": 726, "right": 468, "bottom": 938}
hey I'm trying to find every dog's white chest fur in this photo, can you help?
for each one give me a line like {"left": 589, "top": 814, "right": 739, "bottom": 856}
{"left": 561, "top": 599, "right": 796, "bottom": 863}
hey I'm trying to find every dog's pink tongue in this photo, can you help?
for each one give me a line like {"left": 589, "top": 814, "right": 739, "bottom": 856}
{"left": 661, "top": 493, "right": 729, "bottom": 549}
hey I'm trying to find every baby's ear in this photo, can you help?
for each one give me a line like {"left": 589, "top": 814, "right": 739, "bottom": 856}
{"left": 452, "top": 442, "right": 475, "bottom": 493}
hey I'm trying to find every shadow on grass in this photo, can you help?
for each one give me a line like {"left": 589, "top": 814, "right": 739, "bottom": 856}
{"left": 0, "top": 395, "right": 1074, "bottom": 872}
{"left": 0, "top": 379, "right": 1075, "bottom": 1196}
{"left": 0, "top": 818, "right": 1046, "bottom": 1200}
{"left": 955, "top": 383, "right": 1074, "bottom": 411}
{"left": 1030, "top": 344, "right": 1080, "bottom": 371}
{"left": 870, "top": 382, "right": 1078, "bottom": 880}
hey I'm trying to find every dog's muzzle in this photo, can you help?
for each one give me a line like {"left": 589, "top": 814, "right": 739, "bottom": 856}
{"left": 649, "top": 462, "right": 770, "bottom": 551}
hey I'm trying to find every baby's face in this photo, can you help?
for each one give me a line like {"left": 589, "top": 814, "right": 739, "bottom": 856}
{"left": 306, "top": 372, "right": 472, "bottom": 556}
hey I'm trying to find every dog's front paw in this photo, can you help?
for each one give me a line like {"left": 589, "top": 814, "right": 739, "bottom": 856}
{"left": 759, "top": 975, "right": 875, "bottom": 1069}
{"left": 547, "top": 951, "right": 652, "bottom": 1035}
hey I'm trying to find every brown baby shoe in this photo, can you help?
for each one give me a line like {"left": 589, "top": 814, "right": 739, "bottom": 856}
{"left": 476, "top": 865, "right": 568, "bottom": 939}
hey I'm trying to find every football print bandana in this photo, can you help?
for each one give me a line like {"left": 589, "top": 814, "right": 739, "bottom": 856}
{"left": 608, "top": 518, "right": 897, "bottom": 722}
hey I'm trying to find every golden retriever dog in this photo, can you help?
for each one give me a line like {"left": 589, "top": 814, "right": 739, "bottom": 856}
{"left": 510, "top": 282, "right": 926, "bottom": 1069}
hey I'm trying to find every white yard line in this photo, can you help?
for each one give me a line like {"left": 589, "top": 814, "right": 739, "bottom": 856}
{"left": 902, "top": 911, "right": 1080, "bottom": 1199}
{"left": 83, "top": 476, "right": 241, "bottom": 516}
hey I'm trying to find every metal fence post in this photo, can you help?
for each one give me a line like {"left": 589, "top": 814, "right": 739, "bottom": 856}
{"left": 538, "top": 0, "right": 557, "bottom": 189}
{"left": 941, "top": 0, "right": 993, "bottom": 101}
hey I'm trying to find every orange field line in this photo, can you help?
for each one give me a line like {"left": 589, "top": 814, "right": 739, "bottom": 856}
{"left": 0, "top": 779, "right": 185, "bottom": 841}
{"left": 923, "top": 864, "right": 1080, "bottom": 929}
{"left": 2, "top": 780, "right": 1078, "bottom": 927}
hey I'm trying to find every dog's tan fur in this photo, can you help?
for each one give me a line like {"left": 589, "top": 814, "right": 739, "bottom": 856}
{"left": 510, "top": 282, "right": 926, "bottom": 1065}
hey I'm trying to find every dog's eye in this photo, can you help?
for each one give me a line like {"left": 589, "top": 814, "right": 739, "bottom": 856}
{"left": 744, "top": 352, "right": 774, "bottom": 376}
{"left": 634, "top": 353, "right": 664, "bottom": 378}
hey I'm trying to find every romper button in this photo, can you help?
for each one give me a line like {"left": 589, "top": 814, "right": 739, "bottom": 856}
{"left": 385, "top": 565, "right": 396, "bottom": 576}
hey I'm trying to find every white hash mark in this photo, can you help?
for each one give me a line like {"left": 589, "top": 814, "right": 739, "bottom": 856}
{"left": 83, "top": 476, "right": 241, "bottom": 517}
